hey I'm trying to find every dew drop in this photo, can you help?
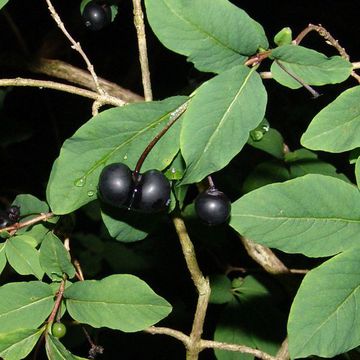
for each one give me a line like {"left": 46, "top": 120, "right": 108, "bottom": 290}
{"left": 123, "top": 154, "right": 128, "bottom": 160}
{"left": 87, "top": 190, "right": 95, "bottom": 197}
{"left": 171, "top": 168, "right": 176, "bottom": 174}
{"left": 74, "top": 177, "right": 86, "bottom": 187}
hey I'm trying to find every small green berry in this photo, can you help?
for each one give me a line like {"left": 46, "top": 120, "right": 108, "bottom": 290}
{"left": 52, "top": 322, "right": 67, "bottom": 338}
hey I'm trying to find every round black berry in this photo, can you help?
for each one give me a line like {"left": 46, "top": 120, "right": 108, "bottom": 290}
{"left": 7, "top": 205, "right": 20, "bottom": 223}
{"left": 98, "top": 163, "right": 133, "bottom": 208}
{"left": 132, "top": 170, "right": 171, "bottom": 213}
{"left": 52, "top": 322, "right": 67, "bottom": 338}
{"left": 82, "top": 1, "right": 112, "bottom": 31}
{"left": 195, "top": 188, "right": 231, "bottom": 225}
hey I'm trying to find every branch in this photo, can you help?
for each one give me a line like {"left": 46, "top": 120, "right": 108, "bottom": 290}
{"left": 44, "top": 0, "right": 105, "bottom": 95}
{"left": 29, "top": 58, "right": 143, "bottom": 103}
{"left": 0, "top": 78, "right": 125, "bottom": 107}
{"left": 200, "top": 340, "right": 276, "bottom": 360}
{"left": 47, "top": 276, "right": 66, "bottom": 327}
{"left": 132, "top": 0, "right": 153, "bottom": 101}
{"left": 172, "top": 215, "right": 211, "bottom": 360}
{"left": 144, "top": 326, "right": 190, "bottom": 345}
{"left": 239, "top": 236, "right": 290, "bottom": 275}
{"left": 276, "top": 337, "right": 290, "bottom": 360}
{"left": 0, "top": 211, "right": 54, "bottom": 235}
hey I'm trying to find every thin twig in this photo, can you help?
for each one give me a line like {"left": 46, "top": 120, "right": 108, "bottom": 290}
{"left": 0, "top": 211, "right": 54, "bottom": 234}
{"left": 276, "top": 337, "right": 290, "bottom": 360}
{"left": 0, "top": 78, "right": 125, "bottom": 107}
{"left": 172, "top": 215, "right": 211, "bottom": 360}
{"left": 45, "top": 0, "right": 105, "bottom": 95}
{"left": 144, "top": 326, "right": 190, "bottom": 345}
{"left": 132, "top": 0, "right": 153, "bottom": 101}
{"left": 47, "top": 277, "right": 66, "bottom": 327}
{"left": 200, "top": 340, "right": 276, "bottom": 360}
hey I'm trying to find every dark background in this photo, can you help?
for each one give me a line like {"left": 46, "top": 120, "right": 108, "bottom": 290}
{"left": 0, "top": 1, "right": 359, "bottom": 359}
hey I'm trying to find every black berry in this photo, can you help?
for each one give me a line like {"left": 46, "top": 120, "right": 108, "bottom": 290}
{"left": 7, "top": 205, "right": 20, "bottom": 223}
{"left": 98, "top": 163, "right": 133, "bottom": 208}
{"left": 82, "top": 1, "right": 112, "bottom": 31}
{"left": 132, "top": 170, "right": 171, "bottom": 213}
{"left": 195, "top": 188, "right": 231, "bottom": 225}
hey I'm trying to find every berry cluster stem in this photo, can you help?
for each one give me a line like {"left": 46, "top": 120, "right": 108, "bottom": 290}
{"left": 134, "top": 101, "right": 189, "bottom": 176}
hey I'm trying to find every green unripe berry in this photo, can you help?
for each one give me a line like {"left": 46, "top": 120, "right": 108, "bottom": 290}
{"left": 52, "top": 322, "right": 67, "bottom": 338}
{"left": 274, "top": 27, "right": 292, "bottom": 46}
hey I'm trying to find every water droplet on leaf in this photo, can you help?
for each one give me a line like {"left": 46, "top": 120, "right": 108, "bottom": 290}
{"left": 74, "top": 177, "right": 86, "bottom": 187}
{"left": 87, "top": 190, "right": 95, "bottom": 197}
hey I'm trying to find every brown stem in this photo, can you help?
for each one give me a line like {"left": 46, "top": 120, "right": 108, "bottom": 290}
{"left": 132, "top": 0, "right": 153, "bottom": 101}
{"left": 144, "top": 326, "right": 190, "bottom": 345}
{"left": 240, "top": 236, "right": 290, "bottom": 275}
{"left": 0, "top": 211, "right": 54, "bottom": 234}
{"left": 172, "top": 215, "right": 211, "bottom": 360}
{"left": 0, "top": 78, "right": 125, "bottom": 107}
{"left": 276, "top": 337, "right": 290, "bottom": 360}
{"left": 274, "top": 60, "right": 320, "bottom": 98}
{"left": 134, "top": 101, "right": 188, "bottom": 175}
{"left": 200, "top": 339, "right": 276, "bottom": 360}
{"left": 47, "top": 277, "right": 66, "bottom": 328}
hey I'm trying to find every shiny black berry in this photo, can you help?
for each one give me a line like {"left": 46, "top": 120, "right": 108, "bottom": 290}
{"left": 98, "top": 163, "right": 133, "bottom": 207}
{"left": 132, "top": 170, "right": 171, "bottom": 213}
{"left": 195, "top": 188, "right": 231, "bottom": 225}
{"left": 7, "top": 205, "right": 20, "bottom": 223}
{"left": 82, "top": 1, "right": 112, "bottom": 31}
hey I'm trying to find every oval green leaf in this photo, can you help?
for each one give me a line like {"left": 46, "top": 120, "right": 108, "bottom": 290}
{"left": 39, "top": 232, "right": 76, "bottom": 280}
{"left": 288, "top": 248, "right": 360, "bottom": 358}
{"left": 271, "top": 45, "right": 352, "bottom": 89}
{"left": 46, "top": 96, "right": 187, "bottom": 215}
{"left": 301, "top": 86, "right": 360, "bottom": 152}
{"left": 0, "top": 327, "right": 45, "bottom": 360}
{"left": 5, "top": 237, "right": 44, "bottom": 280}
{"left": 231, "top": 174, "right": 360, "bottom": 257}
{"left": 0, "top": 281, "right": 54, "bottom": 332}
{"left": 45, "top": 334, "right": 87, "bottom": 360}
{"left": 64, "top": 274, "right": 172, "bottom": 332}
{"left": 145, "top": 0, "right": 268, "bottom": 74}
{"left": 180, "top": 66, "right": 267, "bottom": 184}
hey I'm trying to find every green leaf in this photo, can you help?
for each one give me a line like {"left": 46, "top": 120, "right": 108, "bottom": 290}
{"left": 288, "top": 248, "right": 360, "bottom": 358}
{"left": 301, "top": 86, "right": 360, "bottom": 152}
{"left": 0, "top": 243, "right": 7, "bottom": 275}
{"left": 39, "top": 232, "right": 76, "bottom": 280}
{"left": 271, "top": 45, "right": 352, "bottom": 89}
{"left": 0, "top": 0, "right": 9, "bottom": 10}
{"left": 0, "top": 281, "right": 54, "bottom": 332}
{"left": 47, "top": 96, "right": 187, "bottom": 215}
{"left": 0, "top": 327, "right": 45, "bottom": 360}
{"left": 100, "top": 207, "right": 162, "bottom": 242}
{"left": 230, "top": 174, "right": 360, "bottom": 257}
{"left": 5, "top": 236, "right": 44, "bottom": 280}
{"left": 12, "top": 194, "right": 49, "bottom": 217}
{"left": 145, "top": 0, "right": 268, "bottom": 73}
{"left": 248, "top": 128, "right": 285, "bottom": 159}
{"left": 64, "top": 274, "right": 172, "bottom": 332}
{"left": 242, "top": 160, "right": 291, "bottom": 193}
{"left": 181, "top": 66, "right": 267, "bottom": 184}
{"left": 286, "top": 148, "right": 349, "bottom": 181}
{"left": 45, "top": 334, "right": 87, "bottom": 360}
{"left": 215, "top": 276, "right": 284, "bottom": 360}
{"left": 209, "top": 275, "right": 233, "bottom": 304}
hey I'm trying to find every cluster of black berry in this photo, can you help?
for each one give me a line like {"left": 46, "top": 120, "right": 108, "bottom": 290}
{"left": 0, "top": 205, "right": 20, "bottom": 228}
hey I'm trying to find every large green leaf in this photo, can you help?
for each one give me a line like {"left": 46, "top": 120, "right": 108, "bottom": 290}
{"left": 145, "top": 0, "right": 268, "bottom": 74}
{"left": 0, "top": 282, "right": 54, "bottom": 332}
{"left": 45, "top": 334, "right": 87, "bottom": 360}
{"left": 301, "top": 86, "right": 360, "bottom": 152}
{"left": 5, "top": 236, "right": 44, "bottom": 280}
{"left": 0, "top": 327, "right": 45, "bottom": 360}
{"left": 0, "top": 0, "right": 9, "bottom": 10}
{"left": 39, "top": 232, "right": 76, "bottom": 280}
{"left": 64, "top": 274, "right": 172, "bottom": 332}
{"left": 288, "top": 248, "right": 360, "bottom": 358}
{"left": 47, "top": 96, "right": 187, "bottom": 214}
{"left": 231, "top": 174, "right": 360, "bottom": 257}
{"left": 271, "top": 45, "right": 352, "bottom": 89}
{"left": 180, "top": 66, "right": 267, "bottom": 184}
